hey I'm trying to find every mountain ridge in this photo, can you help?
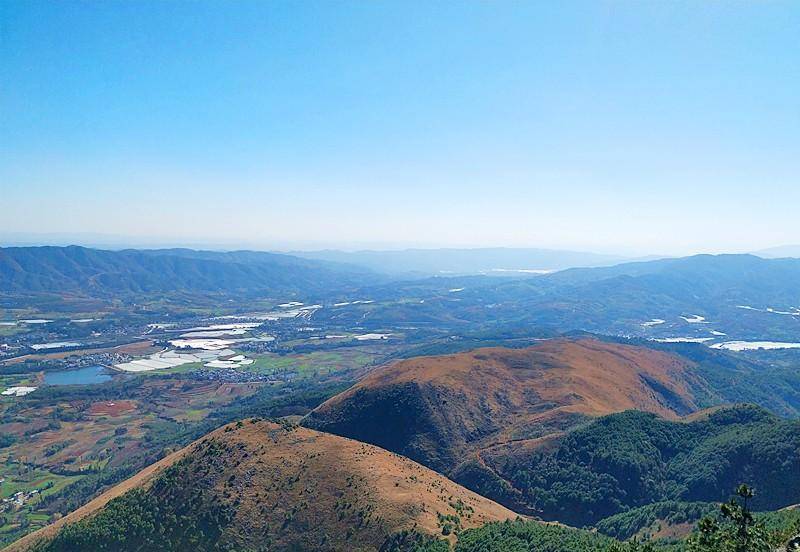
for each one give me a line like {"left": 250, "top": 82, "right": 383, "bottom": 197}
{"left": 303, "top": 339, "right": 800, "bottom": 522}
{"left": 8, "top": 420, "right": 518, "bottom": 552}
{"left": 290, "top": 247, "right": 633, "bottom": 276}
{"left": 0, "top": 245, "right": 376, "bottom": 298}
{"left": 304, "top": 339, "right": 708, "bottom": 476}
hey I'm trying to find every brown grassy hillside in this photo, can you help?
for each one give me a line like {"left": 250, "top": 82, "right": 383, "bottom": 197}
{"left": 304, "top": 338, "right": 706, "bottom": 478}
{"left": 8, "top": 420, "right": 517, "bottom": 552}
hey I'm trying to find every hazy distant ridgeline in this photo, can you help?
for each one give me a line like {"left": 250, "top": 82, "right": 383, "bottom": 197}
{"left": 290, "top": 247, "right": 631, "bottom": 276}
{"left": 0, "top": 245, "right": 377, "bottom": 297}
{"left": 518, "top": 254, "right": 800, "bottom": 329}
{"left": 5, "top": 247, "right": 800, "bottom": 341}
{"left": 447, "top": 253, "right": 800, "bottom": 309}
{"left": 543, "top": 253, "right": 800, "bottom": 288}
{"left": 321, "top": 253, "right": 800, "bottom": 340}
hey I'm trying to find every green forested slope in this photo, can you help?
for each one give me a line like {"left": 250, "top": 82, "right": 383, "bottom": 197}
{"left": 477, "top": 404, "right": 800, "bottom": 527}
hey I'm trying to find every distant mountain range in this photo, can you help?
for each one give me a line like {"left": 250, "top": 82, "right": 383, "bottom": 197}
{"left": 322, "top": 253, "right": 800, "bottom": 340}
{"left": 290, "top": 247, "right": 635, "bottom": 276}
{"left": 5, "top": 247, "right": 800, "bottom": 341}
{"left": 0, "top": 245, "right": 376, "bottom": 299}
{"left": 755, "top": 244, "right": 800, "bottom": 258}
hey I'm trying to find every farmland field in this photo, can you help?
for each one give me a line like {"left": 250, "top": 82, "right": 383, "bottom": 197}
{"left": 0, "top": 319, "right": 403, "bottom": 548}
{"left": 247, "top": 349, "right": 384, "bottom": 378}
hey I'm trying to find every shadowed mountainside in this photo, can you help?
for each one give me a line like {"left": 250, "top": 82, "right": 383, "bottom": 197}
{"left": 475, "top": 404, "right": 800, "bottom": 526}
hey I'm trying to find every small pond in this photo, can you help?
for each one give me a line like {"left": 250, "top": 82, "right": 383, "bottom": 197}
{"left": 43, "top": 365, "right": 113, "bottom": 386}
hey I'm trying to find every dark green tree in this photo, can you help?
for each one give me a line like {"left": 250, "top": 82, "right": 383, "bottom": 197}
{"left": 687, "top": 485, "right": 771, "bottom": 552}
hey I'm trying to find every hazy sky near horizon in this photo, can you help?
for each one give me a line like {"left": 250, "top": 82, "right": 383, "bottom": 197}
{"left": 2, "top": 1, "right": 799, "bottom": 255}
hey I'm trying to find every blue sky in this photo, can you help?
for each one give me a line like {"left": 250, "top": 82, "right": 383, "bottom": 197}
{"left": 1, "top": 1, "right": 798, "bottom": 254}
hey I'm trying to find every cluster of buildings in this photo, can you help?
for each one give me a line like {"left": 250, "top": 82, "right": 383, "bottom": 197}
{"left": 0, "top": 489, "right": 40, "bottom": 512}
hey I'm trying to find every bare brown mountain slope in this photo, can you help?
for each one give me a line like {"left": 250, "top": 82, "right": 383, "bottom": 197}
{"left": 8, "top": 420, "right": 517, "bottom": 552}
{"left": 303, "top": 338, "right": 707, "bottom": 485}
